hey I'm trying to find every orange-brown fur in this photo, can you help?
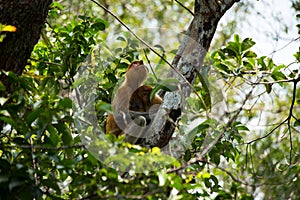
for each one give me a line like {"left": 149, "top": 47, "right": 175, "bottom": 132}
{"left": 105, "top": 61, "right": 162, "bottom": 137}
{"left": 129, "top": 85, "right": 162, "bottom": 112}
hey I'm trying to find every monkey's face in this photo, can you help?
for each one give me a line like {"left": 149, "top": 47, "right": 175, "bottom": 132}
{"left": 126, "top": 61, "right": 148, "bottom": 88}
{"left": 138, "top": 86, "right": 152, "bottom": 104}
{"left": 129, "top": 85, "right": 152, "bottom": 111}
{"left": 126, "top": 60, "right": 144, "bottom": 72}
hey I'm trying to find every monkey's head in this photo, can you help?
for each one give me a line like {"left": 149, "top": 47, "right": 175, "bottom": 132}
{"left": 129, "top": 85, "right": 152, "bottom": 111}
{"left": 126, "top": 60, "right": 148, "bottom": 88}
{"left": 126, "top": 60, "right": 144, "bottom": 72}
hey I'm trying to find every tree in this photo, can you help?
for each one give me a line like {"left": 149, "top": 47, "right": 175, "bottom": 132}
{"left": 138, "top": 0, "right": 239, "bottom": 147}
{"left": 0, "top": 0, "right": 53, "bottom": 94}
{"left": 0, "top": 0, "right": 299, "bottom": 199}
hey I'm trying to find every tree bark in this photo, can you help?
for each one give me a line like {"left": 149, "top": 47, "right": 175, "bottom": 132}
{"left": 0, "top": 0, "right": 53, "bottom": 93}
{"left": 140, "top": 0, "right": 239, "bottom": 148}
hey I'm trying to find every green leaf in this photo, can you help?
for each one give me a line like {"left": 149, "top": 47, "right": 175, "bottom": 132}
{"left": 184, "top": 149, "right": 191, "bottom": 161}
{"left": 271, "top": 71, "right": 287, "bottom": 81}
{"left": 215, "top": 50, "right": 226, "bottom": 60}
{"left": 42, "top": 178, "right": 60, "bottom": 192}
{"left": 210, "top": 175, "right": 220, "bottom": 192}
{"left": 215, "top": 63, "right": 231, "bottom": 74}
{"left": 294, "top": 51, "right": 300, "bottom": 62}
{"left": 26, "top": 108, "right": 43, "bottom": 125}
{"left": 51, "top": 1, "right": 64, "bottom": 10}
{"left": 58, "top": 97, "right": 73, "bottom": 109}
{"left": 198, "top": 66, "right": 212, "bottom": 109}
{"left": 236, "top": 125, "right": 250, "bottom": 132}
{"left": 87, "top": 152, "right": 99, "bottom": 165}
{"left": 273, "top": 64, "right": 286, "bottom": 72}
{"left": 224, "top": 45, "right": 239, "bottom": 58}
{"left": 47, "top": 124, "right": 59, "bottom": 145}
{"left": 0, "top": 116, "right": 19, "bottom": 131}
{"left": 91, "top": 21, "right": 106, "bottom": 31}
{"left": 116, "top": 62, "right": 128, "bottom": 69}
{"left": 243, "top": 50, "right": 257, "bottom": 58}
{"left": 154, "top": 44, "right": 165, "bottom": 51}
{"left": 116, "top": 36, "right": 126, "bottom": 42}
{"left": 241, "top": 38, "right": 255, "bottom": 51}
{"left": 234, "top": 34, "right": 240, "bottom": 44}
{"left": 212, "top": 153, "right": 220, "bottom": 165}
{"left": 294, "top": 119, "right": 300, "bottom": 127}
{"left": 171, "top": 176, "right": 183, "bottom": 190}
{"left": 243, "top": 57, "right": 256, "bottom": 70}
{"left": 204, "top": 178, "right": 211, "bottom": 188}
{"left": 0, "top": 81, "right": 6, "bottom": 91}
{"left": 54, "top": 123, "right": 73, "bottom": 145}
{"left": 150, "top": 78, "right": 179, "bottom": 101}
{"left": 264, "top": 82, "right": 272, "bottom": 94}
{"left": 186, "top": 120, "right": 211, "bottom": 140}
{"left": 95, "top": 101, "right": 112, "bottom": 112}
{"left": 224, "top": 151, "right": 235, "bottom": 161}
{"left": 257, "top": 56, "right": 267, "bottom": 70}
{"left": 267, "top": 58, "right": 275, "bottom": 70}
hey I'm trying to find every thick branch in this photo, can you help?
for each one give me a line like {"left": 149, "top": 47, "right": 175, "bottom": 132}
{"left": 140, "top": 0, "right": 239, "bottom": 147}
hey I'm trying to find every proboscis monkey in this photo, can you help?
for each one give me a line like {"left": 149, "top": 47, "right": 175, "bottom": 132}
{"left": 105, "top": 61, "right": 162, "bottom": 143}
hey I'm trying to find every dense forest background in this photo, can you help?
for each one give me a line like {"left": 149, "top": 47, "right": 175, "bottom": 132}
{"left": 0, "top": 0, "right": 299, "bottom": 199}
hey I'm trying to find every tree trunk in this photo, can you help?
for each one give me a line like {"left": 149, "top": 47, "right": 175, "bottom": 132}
{"left": 0, "top": 0, "right": 53, "bottom": 94}
{"left": 140, "top": 0, "right": 239, "bottom": 147}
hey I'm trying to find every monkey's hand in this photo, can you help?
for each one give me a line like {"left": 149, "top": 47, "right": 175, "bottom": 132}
{"left": 124, "top": 115, "right": 147, "bottom": 144}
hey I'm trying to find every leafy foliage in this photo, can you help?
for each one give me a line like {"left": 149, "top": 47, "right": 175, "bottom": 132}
{"left": 0, "top": 1, "right": 299, "bottom": 200}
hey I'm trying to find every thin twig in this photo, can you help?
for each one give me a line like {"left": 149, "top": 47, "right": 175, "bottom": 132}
{"left": 168, "top": 159, "right": 260, "bottom": 187}
{"left": 7, "top": 144, "right": 85, "bottom": 150}
{"left": 143, "top": 49, "right": 158, "bottom": 81}
{"left": 286, "top": 80, "right": 298, "bottom": 164}
{"left": 174, "top": 0, "right": 194, "bottom": 16}
{"left": 29, "top": 58, "right": 62, "bottom": 67}
{"left": 251, "top": 77, "right": 300, "bottom": 85}
{"left": 30, "top": 137, "right": 39, "bottom": 198}
{"left": 246, "top": 119, "right": 287, "bottom": 145}
{"left": 90, "top": 0, "right": 204, "bottom": 104}
{"left": 246, "top": 78, "right": 299, "bottom": 147}
{"left": 269, "top": 36, "right": 300, "bottom": 55}
{"left": 167, "top": 83, "right": 257, "bottom": 173}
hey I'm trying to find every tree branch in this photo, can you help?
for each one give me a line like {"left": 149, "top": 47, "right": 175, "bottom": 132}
{"left": 174, "top": 0, "right": 194, "bottom": 16}
{"left": 7, "top": 144, "right": 85, "bottom": 150}
{"left": 91, "top": 0, "right": 239, "bottom": 147}
{"left": 140, "top": 0, "right": 239, "bottom": 147}
{"left": 90, "top": 0, "right": 194, "bottom": 92}
{"left": 246, "top": 77, "right": 299, "bottom": 165}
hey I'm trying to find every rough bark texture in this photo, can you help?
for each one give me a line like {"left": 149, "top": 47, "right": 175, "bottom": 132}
{"left": 0, "top": 0, "right": 53, "bottom": 93}
{"left": 140, "top": 0, "right": 239, "bottom": 148}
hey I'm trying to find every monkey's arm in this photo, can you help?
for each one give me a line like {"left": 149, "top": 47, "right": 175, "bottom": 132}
{"left": 123, "top": 115, "right": 147, "bottom": 144}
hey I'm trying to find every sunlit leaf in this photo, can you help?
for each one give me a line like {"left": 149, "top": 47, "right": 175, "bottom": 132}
{"left": 2, "top": 25, "right": 17, "bottom": 32}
